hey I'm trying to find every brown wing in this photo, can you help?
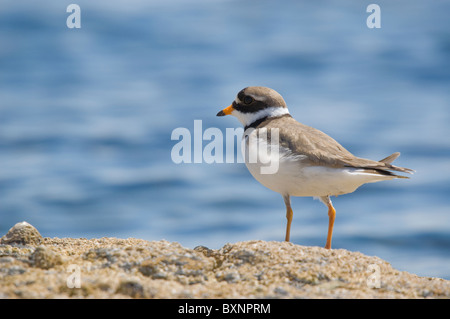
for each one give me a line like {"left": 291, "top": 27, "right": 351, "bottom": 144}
{"left": 262, "top": 116, "right": 413, "bottom": 176}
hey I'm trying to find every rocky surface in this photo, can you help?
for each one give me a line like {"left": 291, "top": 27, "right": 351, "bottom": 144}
{"left": 0, "top": 222, "right": 449, "bottom": 299}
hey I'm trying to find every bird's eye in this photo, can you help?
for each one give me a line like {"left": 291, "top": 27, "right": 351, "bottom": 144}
{"left": 243, "top": 96, "right": 253, "bottom": 104}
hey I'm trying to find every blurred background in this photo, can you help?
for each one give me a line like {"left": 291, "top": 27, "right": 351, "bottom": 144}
{"left": 1, "top": 0, "right": 449, "bottom": 279}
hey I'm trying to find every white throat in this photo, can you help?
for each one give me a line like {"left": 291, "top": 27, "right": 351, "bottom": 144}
{"left": 232, "top": 107, "right": 290, "bottom": 127}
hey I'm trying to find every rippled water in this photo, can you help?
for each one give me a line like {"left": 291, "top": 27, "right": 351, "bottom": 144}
{"left": 1, "top": 0, "right": 449, "bottom": 279}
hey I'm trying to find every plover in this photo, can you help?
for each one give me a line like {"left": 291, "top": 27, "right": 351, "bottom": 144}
{"left": 217, "top": 86, "right": 413, "bottom": 249}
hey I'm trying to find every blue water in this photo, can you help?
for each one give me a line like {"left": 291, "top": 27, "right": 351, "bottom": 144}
{"left": 1, "top": 0, "right": 449, "bottom": 280}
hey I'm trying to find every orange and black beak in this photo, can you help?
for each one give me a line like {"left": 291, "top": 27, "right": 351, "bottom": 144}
{"left": 216, "top": 104, "right": 234, "bottom": 117}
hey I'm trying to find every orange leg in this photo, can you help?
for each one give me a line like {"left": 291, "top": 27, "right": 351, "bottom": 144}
{"left": 283, "top": 195, "right": 293, "bottom": 242}
{"left": 324, "top": 201, "right": 336, "bottom": 249}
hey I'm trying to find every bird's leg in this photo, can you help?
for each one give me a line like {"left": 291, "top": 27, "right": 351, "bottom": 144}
{"left": 320, "top": 196, "right": 336, "bottom": 249}
{"left": 283, "top": 195, "right": 293, "bottom": 242}
{"left": 325, "top": 204, "right": 336, "bottom": 249}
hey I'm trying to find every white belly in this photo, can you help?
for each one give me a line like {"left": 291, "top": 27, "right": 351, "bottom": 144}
{"left": 242, "top": 133, "right": 394, "bottom": 197}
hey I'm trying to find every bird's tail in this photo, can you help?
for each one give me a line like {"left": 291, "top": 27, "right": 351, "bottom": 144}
{"left": 379, "top": 152, "right": 400, "bottom": 164}
{"left": 378, "top": 152, "right": 415, "bottom": 178}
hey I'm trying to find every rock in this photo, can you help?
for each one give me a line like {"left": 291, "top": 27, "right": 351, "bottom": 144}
{"left": 116, "top": 280, "right": 147, "bottom": 298}
{"left": 0, "top": 222, "right": 449, "bottom": 299}
{"left": 0, "top": 222, "right": 43, "bottom": 246}
{"left": 30, "top": 246, "right": 64, "bottom": 269}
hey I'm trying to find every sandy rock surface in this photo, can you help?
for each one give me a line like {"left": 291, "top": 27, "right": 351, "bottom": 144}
{"left": 0, "top": 222, "right": 449, "bottom": 299}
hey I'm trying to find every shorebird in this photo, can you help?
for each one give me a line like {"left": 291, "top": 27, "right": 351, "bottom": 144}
{"left": 217, "top": 86, "right": 413, "bottom": 249}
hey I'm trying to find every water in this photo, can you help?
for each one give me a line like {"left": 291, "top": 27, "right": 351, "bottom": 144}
{"left": 1, "top": 0, "right": 449, "bottom": 280}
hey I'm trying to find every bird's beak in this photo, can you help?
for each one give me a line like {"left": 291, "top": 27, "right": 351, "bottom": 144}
{"left": 216, "top": 104, "right": 234, "bottom": 117}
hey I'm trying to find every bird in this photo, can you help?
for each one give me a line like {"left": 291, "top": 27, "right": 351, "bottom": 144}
{"left": 216, "top": 86, "right": 413, "bottom": 249}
